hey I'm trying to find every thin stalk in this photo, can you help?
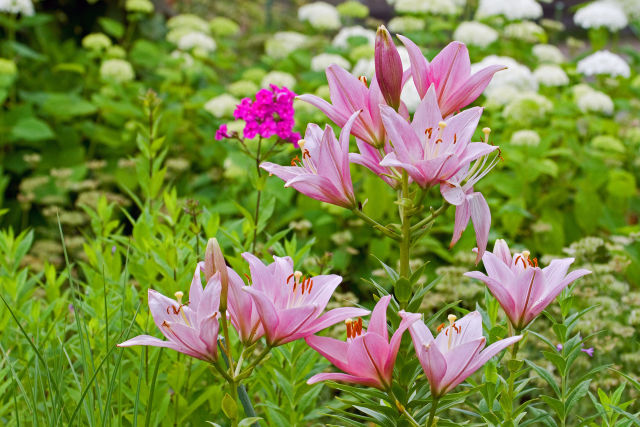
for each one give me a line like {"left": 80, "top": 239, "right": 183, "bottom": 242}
{"left": 410, "top": 203, "right": 449, "bottom": 232}
{"left": 351, "top": 209, "right": 402, "bottom": 241}
{"left": 506, "top": 329, "right": 521, "bottom": 422}
{"left": 387, "top": 388, "right": 420, "bottom": 427}
{"left": 251, "top": 137, "right": 263, "bottom": 253}
{"left": 399, "top": 171, "right": 411, "bottom": 278}
{"left": 427, "top": 396, "right": 440, "bottom": 427}
{"left": 238, "top": 346, "right": 271, "bottom": 379}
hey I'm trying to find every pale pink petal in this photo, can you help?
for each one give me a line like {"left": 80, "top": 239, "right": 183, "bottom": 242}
{"left": 445, "top": 64, "right": 506, "bottom": 114}
{"left": 440, "top": 181, "right": 466, "bottom": 206}
{"left": 397, "top": 34, "right": 430, "bottom": 98}
{"left": 272, "top": 304, "right": 319, "bottom": 345}
{"left": 438, "top": 337, "right": 486, "bottom": 390}
{"left": 526, "top": 268, "right": 591, "bottom": 324}
{"left": 384, "top": 311, "right": 421, "bottom": 376}
{"left": 189, "top": 262, "right": 205, "bottom": 311}
{"left": 411, "top": 84, "right": 441, "bottom": 136}
{"left": 304, "top": 307, "right": 371, "bottom": 335}
{"left": 542, "top": 258, "right": 574, "bottom": 287}
{"left": 347, "top": 333, "right": 389, "bottom": 383}
{"left": 493, "top": 239, "right": 512, "bottom": 266}
{"left": 481, "top": 251, "right": 516, "bottom": 289}
{"left": 297, "top": 94, "right": 349, "bottom": 129}
{"left": 429, "top": 42, "right": 471, "bottom": 112}
{"left": 368, "top": 295, "right": 392, "bottom": 341}
{"left": 380, "top": 104, "right": 424, "bottom": 161}
{"left": 450, "top": 199, "right": 470, "bottom": 248}
{"left": 242, "top": 287, "right": 280, "bottom": 344}
{"left": 307, "top": 372, "right": 382, "bottom": 388}
{"left": 468, "top": 192, "right": 491, "bottom": 263}
{"left": 305, "top": 335, "right": 350, "bottom": 372}
{"left": 118, "top": 334, "right": 182, "bottom": 351}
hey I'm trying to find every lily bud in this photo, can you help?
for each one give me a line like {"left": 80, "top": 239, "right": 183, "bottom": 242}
{"left": 205, "top": 238, "right": 229, "bottom": 311}
{"left": 375, "top": 25, "right": 403, "bottom": 111}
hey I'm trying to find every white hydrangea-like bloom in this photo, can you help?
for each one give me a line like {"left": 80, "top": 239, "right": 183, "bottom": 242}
{"left": 261, "top": 71, "right": 296, "bottom": 89}
{"left": 204, "top": 94, "right": 240, "bottom": 118}
{"left": 298, "top": 2, "right": 341, "bottom": 30}
{"left": 504, "top": 21, "right": 545, "bottom": 42}
{"left": 401, "top": 78, "right": 421, "bottom": 113}
{"left": 511, "top": 129, "right": 541, "bottom": 147}
{"left": 100, "top": 59, "right": 135, "bottom": 82}
{"left": 613, "top": 0, "right": 640, "bottom": 20}
{"left": 533, "top": 44, "right": 565, "bottom": 64}
{"left": 0, "top": 0, "right": 34, "bottom": 15}
{"left": 453, "top": 21, "right": 498, "bottom": 48}
{"left": 471, "top": 55, "right": 537, "bottom": 96}
{"left": 311, "top": 53, "right": 350, "bottom": 72}
{"left": 576, "top": 89, "right": 614, "bottom": 115}
{"left": 167, "top": 14, "right": 209, "bottom": 33}
{"left": 577, "top": 50, "right": 630, "bottom": 78}
{"left": 170, "top": 50, "right": 195, "bottom": 67}
{"left": 332, "top": 26, "right": 376, "bottom": 49}
{"left": 351, "top": 58, "right": 374, "bottom": 78}
{"left": 485, "top": 86, "right": 520, "bottom": 108}
{"left": 178, "top": 32, "right": 217, "bottom": 53}
{"left": 574, "top": 1, "right": 627, "bottom": 31}
{"left": 265, "top": 32, "right": 308, "bottom": 59}
{"left": 395, "top": 0, "right": 461, "bottom": 14}
{"left": 534, "top": 65, "right": 570, "bottom": 86}
{"left": 476, "top": 0, "right": 542, "bottom": 20}
{"left": 503, "top": 92, "right": 553, "bottom": 122}
{"left": 388, "top": 16, "right": 425, "bottom": 33}
{"left": 82, "top": 33, "right": 112, "bottom": 51}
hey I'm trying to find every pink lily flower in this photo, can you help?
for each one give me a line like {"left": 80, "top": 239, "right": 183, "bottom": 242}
{"left": 306, "top": 295, "right": 421, "bottom": 390}
{"left": 375, "top": 25, "right": 403, "bottom": 111}
{"left": 349, "top": 137, "right": 399, "bottom": 188}
{"left": 398, "top": 37, "right": 505, "bottom": 117}
{"left": 401, "top": 311, "right": 521, "bottom": 397}
{"left": 464, "top": 240, "right": 591, "bottom": 330}
{"left": 118, "top": 263, "right": 222, "bottom": 362}
{"left": 242, "top": 253, "right": 369, "bottom": 347}
{"left": 298, "top": 64, "right": 392, "bottom": 147}
{"left": 379, "top": 84, "right": 498, "bottom": 188}
{"left": 440, "top": 152, "right": 501, "bottom": 263}
{"left": 261, "top": 110, "right": 359, "bottom": 208}
{"left": 226, "top": 264, "right": 264, "bottom": 345}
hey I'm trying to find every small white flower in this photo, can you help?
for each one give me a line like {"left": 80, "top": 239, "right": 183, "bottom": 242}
{"left": 0, "top": 0, "right": 34, "bottom": 15}
{"left": 265, "top": 32, "right": 308, "bottom": 59}
{"left": 485, "top": 86, "right": 520, "bottom": 108}
{"left": 332, "top": 26, "right": 375, "bottom": 49}
{"left": 177, "top": 32, "right": 216, "bottom": 54}
{"left": 395, "top": 0, "right": 462, "bottom": 14}
{"left": 574, "top": 1, "right": 628, "bottom": 31}
{"left": 100, "top": 59, "right": 135, "bottom": 83}
{"left": 511, "top": 129, "right": 541, "bottom": 147}
{"left": 575, "top": 87, "right": 614, "bottom": 115}
{"left": 298, "top": 2, "right": 341, "bottom": 30}
{"left": 476, "top": 0, "right": 542, "bottom": 20}
{"left": 82, "top": 33, "right": 112, "bottom": 51}
{"left": 453, "top": 21, "right": 498, "bottom": 48}
{"left": 533, "top": 44, "right": 565, "bottom": 64}
{"left": 171, "top": 50, "right": 194, "bottom": 67}
{"left": 310, "top": 53, "right": 350, "bottom": 72}
{"left": 534, "top": 65, "right": 570, "bottom": 86}
{"left": 388, "top": 16, "right": 425, "bottom": 33}
{"left": 471, "top": 55, "right": 537, "bottom": 95}
{"left": 577, "top": 50, "right": 630, "bottom": 78}
{"left": 351, "top": 58, "right": 374, "bottom": 78}
{"left": 167, "top": 14, "right": 210, "bottom": 33}
{"left": 261, "top": 71, "right": 296, "bottom": 89}
{"left": 401, "top": 78, "right": 421, "bottom": 113}
{"left": 613, "top": 0, "right": 640, "bottom": 20}
{"left": 204, "top": 94, "right": 240, "bottom": 118}
{"left": 504, "top": 21, "right": 545, "bottom": 43}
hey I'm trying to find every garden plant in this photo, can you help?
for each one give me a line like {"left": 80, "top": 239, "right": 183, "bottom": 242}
{"left": 0, "top": 0, "right": 638, "bottom": 426}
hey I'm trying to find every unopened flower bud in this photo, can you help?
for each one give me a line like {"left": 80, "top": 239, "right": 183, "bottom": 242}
{"left": 375, "top": 25, "right": 403, "bottom": 111}
{"left": 205, "top": 238, "right": 229, "bottom": 311}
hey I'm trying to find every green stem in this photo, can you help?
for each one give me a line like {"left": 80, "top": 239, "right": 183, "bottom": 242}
{"left": 251, "top": 137, "right": 263, "bottom": 253}
{"left": 238, "top": 345, "right": 271, "bottom": 380}
{"left": 506, "top": 331, "right": 521, "bottom": 421}
{"left": 427, "top": 396, "right": 440, "bottom": 427}
{"left": 387, "top": 388, "right": 420, "bottom": 427}
{"left": 399, "top": 171, "right": 411, "bottom": 279}
{"left": 351, "top": 209, "right": 402, "bottom": 241}
{"left": 410, "top": 203, "right": 449, "bottom": 232}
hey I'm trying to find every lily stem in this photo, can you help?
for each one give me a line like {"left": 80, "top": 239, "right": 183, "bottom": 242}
{"left": 351, "top": 208, "right": 402, "bottom": 241}
{"left": 251, "top": 137, "right": 263, "bottom": 254}
{"left": 238, "top": 345, "right": 272, "bottom": 380}
{"left": 427, "top": 396, "right": 440, "bottom": 427}
{"left": 399, "top": 171, "right": 411, "bottom": 278}
{"left": 387, "top": 388, "right": 420, "bottom": 427}
{"left": 506, "top": 329, "right": 521, "bottom": 421}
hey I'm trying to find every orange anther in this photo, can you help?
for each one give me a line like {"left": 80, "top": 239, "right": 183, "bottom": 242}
{"left": 290, "top": 155, "right": 300, "bottom": 166}
{"left": 358, "top": 75, "right": 368, "bottom": 86}
{"left": 243, "top": 273, "right": 251, "bottom": 283}
{"left": 436, "top": 323, "right": 445, "bottom": 332}
{"left": 453, "top": 134, "right": 457, "bottom": 144}
{"left": 425, "top": 128, "right": 433, "bottom": 139}
{"left": 346, "top": 320, "right": 353, "bottom": 339}
{"left": 302, "top": 149, "right": 311, "bottom": 159}
{"left": 435, "top": 138, "right": 443, "bottom": 144}
{"left": 286, "top": 273, "right": 295, "bottom": 284}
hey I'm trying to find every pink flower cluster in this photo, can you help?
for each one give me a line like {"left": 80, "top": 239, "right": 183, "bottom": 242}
{"left": 216, "top": 85, "right": 301, "bottom": 145}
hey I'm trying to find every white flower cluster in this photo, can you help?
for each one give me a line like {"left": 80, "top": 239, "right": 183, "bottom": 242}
{"left": 534, "top": 65, "right": 569, "bottom": 86}
{"left": 395, "top": 0, "right": 462, "bottom": 14}
{"left": 401, "top": 78, "right": 421, "bottom": 113}
{"left": 261, "top": 71, "right": 296, "bottom": 89}
{"left": 388, "top": 16, "right": 426, "bottom": 33}
{"left": 311, "top": 53, "right": 350, "bottom": 72}
{"left": 453, "top": 21, "right": 498, "bottom": 48}
{"left": 332, "top": 26, "right": 376, "bottom": 49}
{"left": 100, "top": 59, "right": 135, "bottom": 83}
{"left": 511, "top": 130, "right": 541, "bottom": 147}
{"left": 471, "top": 55, "right": 538, "bottom": 98}
{"left": 0, "top": 0, "right": 34, "bottom": 15}
{"left": 476, "top": 0, "right": 542, "bottom": 20}
{"left": 265, "top": 32, "right": 308, "bottom": 59}
{"left": 351, "top": 58, "right": 374, "bottom": 78}
{"left": 574, "top": 84, "right": 614, "bottom": 115}
{"left": 574, "top": 1, "right": 628, "bottom": 31}
{"left": 178, "top": 32, "right": 216, "bottom": 54}
{"left": 298, "top": 2, "right": 341, "bottom": 30}
{"left": 613, "top": 0, "right": 640, "bottom": 20}
{"left": 504, "top": 21, "right": 545, "bottom": 43}
{"left": 204, "top": 94, "right": 240, "bottom": 118}
{"left": 503, "top": 92, "right": 553, "bottom": 123}
{"left": 577, "top": 50, "right": 630, "bottom": 78}
{"left": 533, "top": 44, "right": 565, "bottom": 64}
{"left": 82, "top": 33, "right": 112, "bottom": 51}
